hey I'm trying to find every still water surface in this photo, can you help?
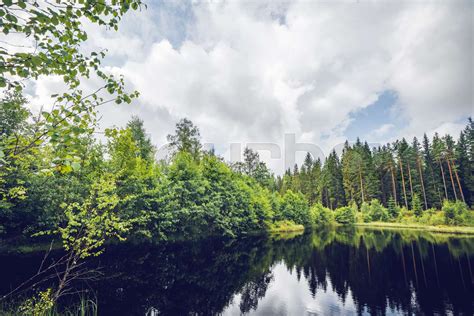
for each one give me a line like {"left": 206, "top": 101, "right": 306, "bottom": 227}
{"left": 1, "top": 227, "right": 473, "bottom": 315}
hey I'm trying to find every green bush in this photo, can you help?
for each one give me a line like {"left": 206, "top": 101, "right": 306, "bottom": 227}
{"left": 417, "top": 209, "right": 437, "bottom": 225}
{"left": 411, "top": 194, "right": 423, "bottom": 217}
{"left": 334, "top": 206, "right": 356, "bottom": 224}
{"left": 397, "top": 207, "right": 413, "bottom": 224}
{"left": 310, "top": 203, "right": 333, "bottom": 226}
{"left": 368, "top": 199, "right": 389, "bottom": 222}
{"left": 278, "top": 190, "right": 310, "bottom": 226}
{"left": 428, "top": 210, "right": 446, "bottom": 226}
{"left": 360, "top": 202, "right": 371, "bottom": 222}
{"left": 267, "top": 220, "right": 304, "bottom": 232}
{"left": 355, "top": 211, "right": 365, "bottom": 223}
{"left": 442, "top": 200, "right": 473, "bottom": 226}
{"left": 387, "top": 197, "right": 399, "bottom": 219}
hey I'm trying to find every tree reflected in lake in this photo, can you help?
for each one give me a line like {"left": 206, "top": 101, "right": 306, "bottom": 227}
{"left": 1, "top": 228, "right": 473, "bottom": 315}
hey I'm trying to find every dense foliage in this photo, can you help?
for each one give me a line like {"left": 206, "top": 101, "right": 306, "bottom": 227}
{"left": 1, "top": 1, "right": 472, "bottom": 246}
{"left": 277, "top": 119, "right": 474, "bottom": 226}
{"left": 2, "top": 106, "right": 473, "bottom": 244}
{"left": 0, "top": 108, "right": 308, "bottom": 239}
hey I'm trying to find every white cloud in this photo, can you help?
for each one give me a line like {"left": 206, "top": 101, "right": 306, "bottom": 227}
{"left": 374, "top": 124, "right": 395, "bottom": 136}
{"left": 26, "top": 1, "right": 473, "bottom": 173}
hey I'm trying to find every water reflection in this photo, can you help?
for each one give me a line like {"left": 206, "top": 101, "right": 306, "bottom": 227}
{"left": 1, "top": 227, "right": 473, "bottom": 315}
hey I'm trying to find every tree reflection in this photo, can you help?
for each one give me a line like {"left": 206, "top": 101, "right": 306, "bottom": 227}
{"left": 239, "top": 271, "right": 273, "bottom": 314}
{"left": 1, "top": 228, "right": 472, "bottom": 315}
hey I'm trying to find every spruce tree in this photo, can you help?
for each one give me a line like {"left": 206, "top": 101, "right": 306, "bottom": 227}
{"left": 412, "top": 137, "right": 427, "bottom": 209}
{"left": 412, "top": 194, "right": 422, "bottom": 217}
{"left": 422, "top": 133, "right": 442, "bottom": 208}
{"left": 321, "top": 151, "right": 346, "bottom": 209}
{"left": 456, "top": 129, "right": 471, "bottom": 205}
{"left": 127, "top": 116, "right": 155, "bottom": 163}
{"left": 432, "top": 133, "right": 449, "bottom": 200}
{"left": 387, "top": 196, "right": 399, "bottom": 218}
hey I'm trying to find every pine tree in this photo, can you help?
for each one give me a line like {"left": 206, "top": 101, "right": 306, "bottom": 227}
{"left": 387, "top": 196, "right": 399, "bottom": 218}
{"left": 432, "top": 133, "right": 449, "bottom": 200}
{"left": 321, "top": 151, "right": 345, "bottom": 209}
{"left": 422, "top": 134, "right": 442, "bottom": 208}
{"left": 464, "top": 118, "right": 474, "bottom": 205}
{"left": 387, "top": 144, "right": 398, "bottom": 205}
{"left": 373, "top": 146, "right": 395, "bottom": 206}
{"left": 309, "top": 158, "right": 322, "bottom": 204}
{"left": 395, "top": 140, "right": 409, "bottom": 209}
{"left": 243, "top": 147, "right": 260, "bottom": 176}
{"left": 127, "top": 116, "right": 155, "bottom": 163}
{"left": 300, "top": 153, "right": 317, "bottom": 203}
{"left": 444, "top": 135, "right": 458, "bottom": 200}
{"left": 412, "top": 194, "right": 422, "bottom": 217}
{"left": 412, "top": 137, "right": 427, "bottom": 209}
{"left": 456, "top": 129, "right": 471, "bottom": 205}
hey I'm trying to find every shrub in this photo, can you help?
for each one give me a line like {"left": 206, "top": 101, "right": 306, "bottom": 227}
{"left": 350, "top": 202, "right": 359, "bottom": 213}
{"left": 387, "top": 197, "right": 399, "bottom": 219}
{"left": 417, "top": 208, "right": 436, "bottom": 225}
{"left": 459, "top": 209, "right": 474, "bottom": 226}
{"left": 360, "top": 202, "right": 371, "bottom": 222}
{"left": 310, "top": 203, "right": 333, "bottom": 226}
{"left": 428, "top": 209, "right": 445, "bottom": 226}
{"left": 397, "top": 207, "right": 413, "bottom": 224}
{"left": 355, "top": 211, "right": 365, "bottom": 223}
{"left": 278, "top": 190, "right": 310, "bottom": 226}
{"left": 368, "top": 199, "right": 389, "bottom": 222}
{"left": 411, "top": 194, "right": 423, "bottom": 217}
{"left": 268, "top": 220, "right": 304, "bottom": 232}
{"left": 334, "top": 206, "right": 356, "bottom": 224}
{"left": 442, "top": 200, "right": 472, "bottom": 226}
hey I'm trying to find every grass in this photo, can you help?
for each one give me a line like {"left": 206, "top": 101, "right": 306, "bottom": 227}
{"left": 355, "top": 221, "right": 474, "bottom": 235}
{"left": 0, "top": 297, "right": 98, "bottom": 316}
{"left": 267, "top": 220, "right": 305, "bottom": 233}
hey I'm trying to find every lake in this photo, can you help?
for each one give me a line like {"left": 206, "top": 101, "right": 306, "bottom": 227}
{"left": 1, "top": 227, "right": 473, "bottom": 315}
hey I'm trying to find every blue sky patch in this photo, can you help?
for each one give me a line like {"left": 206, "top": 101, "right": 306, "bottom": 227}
{"left": 344, "top": 90, "right": 402, "bottom": 142}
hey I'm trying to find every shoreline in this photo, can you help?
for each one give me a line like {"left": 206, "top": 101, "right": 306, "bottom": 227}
{"left": 355, "top": 222, "right": 474, "bottom": 235}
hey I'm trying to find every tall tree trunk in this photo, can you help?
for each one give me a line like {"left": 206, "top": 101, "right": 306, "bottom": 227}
{"left": 451, "top": 159, "right": 466, "bottom": 203}
{"left": 399, "top": 159, "right": 408, "bottom": 208}
{"left": 380, "top": 173, "right": 386, "bottom": 205}
{"left": 329, "top": 189, "right": 333, "bottom": 210}
{"left": 429, "top": 164, "right": 443, "bottom": 206}
{"left": 326, "top": 188, "right": 330, "bottom": 209}
{"left": 359, "top": 166, "right": 365, "bottom": 203}
{"left": 446, "top": 158, "right": 457, "bottom": 200}
{"left": 390, "top": 164, "right": 397, "bottom": 205}
{"left": 407, "top": 162, "right": 414, "bottom": 202}
{"left": 439, "top": 159, "right": 448, "bottom": 200}
{"left": 417, "top": 158, "right": 428, "bottom": 209}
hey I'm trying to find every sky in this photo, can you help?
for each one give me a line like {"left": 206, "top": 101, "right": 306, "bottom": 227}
{"left": 28, "top": 0, "right": 473, "bottom": 174}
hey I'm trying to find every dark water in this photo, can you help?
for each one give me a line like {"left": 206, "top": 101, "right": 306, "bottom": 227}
{"left": 1, "top": 227, "right": 473, "bottom": 315}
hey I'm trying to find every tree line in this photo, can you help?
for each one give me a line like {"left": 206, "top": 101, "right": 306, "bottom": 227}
{"left": 2, "top": 90, "right": 473, "bottom": 244}
{"left": 0, "top": 96, "right": 313, "bottom": 239}
{"left": 276, "top": 120, "right": 473, "bottom": 216}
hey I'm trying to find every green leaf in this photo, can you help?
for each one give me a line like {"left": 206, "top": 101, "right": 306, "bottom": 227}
{"left": 71, "top": 162, "right": 81, "bottom": 171}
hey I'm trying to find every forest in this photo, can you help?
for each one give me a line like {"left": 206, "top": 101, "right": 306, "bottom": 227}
{"left": 2, "top": 90, "right": 474, "bottom": 243}
{"left": 0, "top": 1, "right": 473, "bottom": 314}
{"left": 1, "top": 0, "right": 472, "bottom": 244}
